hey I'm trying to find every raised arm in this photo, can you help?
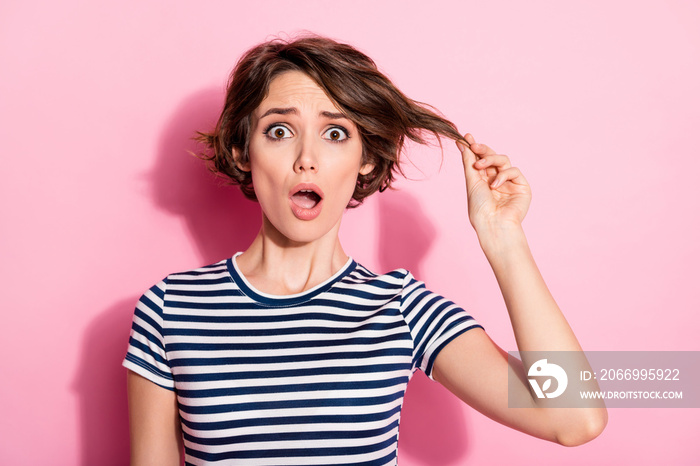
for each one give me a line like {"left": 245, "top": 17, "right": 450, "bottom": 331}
{"left": 432, "top": 134, "right": 607, "bottom": 446}
{"left": 127, "top": 371, "right": 183, "bottom": 465}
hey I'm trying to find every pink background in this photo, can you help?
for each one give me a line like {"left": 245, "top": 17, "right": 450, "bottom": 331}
{"left": 2, "top": 0, "right": 699, "bottom": 464}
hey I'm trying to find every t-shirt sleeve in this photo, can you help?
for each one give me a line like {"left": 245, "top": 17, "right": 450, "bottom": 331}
{"left": 122, "top": 280, "right": 175, "bottom": 390}
{"left": 400, "top": 271, "right": 483, "bottom": 380}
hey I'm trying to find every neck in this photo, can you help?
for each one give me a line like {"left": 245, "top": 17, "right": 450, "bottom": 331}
{"left": 235, "top": 215, "right": 349, "bottom": 295}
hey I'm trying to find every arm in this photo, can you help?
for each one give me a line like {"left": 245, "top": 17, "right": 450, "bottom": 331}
{"left": 432, "top": 134, "right": 607, "bottom": 446}
{"left": 127, "top": 371, "right": 183, "bottom": 465}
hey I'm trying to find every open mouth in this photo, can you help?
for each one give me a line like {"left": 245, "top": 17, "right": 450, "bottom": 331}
{"left": 291, "top": 189, "right": 322, "bottom": 209}
{"left": 289, "top": 183, "right": 324, "bottom": 220}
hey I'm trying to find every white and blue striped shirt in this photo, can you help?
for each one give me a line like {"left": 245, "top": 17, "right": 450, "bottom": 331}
{"left": 123, "top": 254, "right": 482, "bottom": 465}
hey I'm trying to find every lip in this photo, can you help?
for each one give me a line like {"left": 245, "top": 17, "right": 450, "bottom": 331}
{"left": 288, "top": 182, "right": 324, "bottom": 220}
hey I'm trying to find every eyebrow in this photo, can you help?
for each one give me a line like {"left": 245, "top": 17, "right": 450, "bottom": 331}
{"left": 260, "top": 107, "right": 298, "bottom": 118}
{"left": 259, "top": 107, "right": 348, "bottom": 120}
{"left": 320, "top": 110, "right": 347, "bottom": 120}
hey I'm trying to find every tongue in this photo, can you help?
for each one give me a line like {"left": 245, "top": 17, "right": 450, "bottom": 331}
{"left": 291, "top": 192, "right": 319, "bottom": 209}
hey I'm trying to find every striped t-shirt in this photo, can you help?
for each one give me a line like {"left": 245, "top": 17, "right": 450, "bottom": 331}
{"left": 123, "top": 254, "right": 482, "bottom": 465}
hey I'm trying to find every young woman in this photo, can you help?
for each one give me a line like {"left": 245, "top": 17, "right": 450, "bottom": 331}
{"left": 124, "top": 36, "right": 607, "bottom": 465}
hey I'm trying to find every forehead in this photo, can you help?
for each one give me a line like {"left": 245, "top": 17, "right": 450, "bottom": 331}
{"left": 254, "top": 71, "right": 340, "bottom": 117}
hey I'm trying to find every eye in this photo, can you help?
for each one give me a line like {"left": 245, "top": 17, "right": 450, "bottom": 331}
{"left": 265, "top": 125, "right": 293, "bottom": 140}
{"left": 322, "top": 127, "right": 348, "bottom": 142}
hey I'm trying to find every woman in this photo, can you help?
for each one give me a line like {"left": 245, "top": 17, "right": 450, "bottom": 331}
{"left": 124, "top": 36, "right": 607, "bottom": 465}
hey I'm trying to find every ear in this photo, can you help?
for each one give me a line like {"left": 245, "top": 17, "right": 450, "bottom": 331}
{"left": 233, "top": 147, "right": 251, "bottom": 172}
{"left": 359, "top": 162, "right": 374, "bottom": 176}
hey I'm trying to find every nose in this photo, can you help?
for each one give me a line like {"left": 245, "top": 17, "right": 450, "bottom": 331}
{"left": 293, "top": 135, "right": 319, "bottom": 173}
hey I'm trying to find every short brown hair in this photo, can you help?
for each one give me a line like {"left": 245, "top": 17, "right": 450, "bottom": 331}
{"left": 198, "top": 35, "right": 465, "bottom": 206}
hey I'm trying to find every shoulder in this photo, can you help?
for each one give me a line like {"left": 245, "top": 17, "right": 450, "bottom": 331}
{"left": 163, "top": 258, "right": 230, "bottom": 283}
{"left": 344, "top": 262, "right": 412, "bottom": 285}
{"left": 139, "top": 258, "right": 232, "bottom": 304}
{"left": 338, "top": 262, "right": 420, "bottom": 297}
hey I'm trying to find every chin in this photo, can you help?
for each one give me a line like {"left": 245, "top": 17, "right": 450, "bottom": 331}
{"left": 264, "top": 213, "right": 339, "bottom": 245}
{"left": 278, "top": 229, "right": 334, "bottom": 246}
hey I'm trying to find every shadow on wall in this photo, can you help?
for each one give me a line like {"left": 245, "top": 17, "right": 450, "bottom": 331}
{"left": 73, "top": 298, "right": 137, "bottom": 466}
{"left": 150, "top": 87, "right": 261, "bottom": 264}
{"left": 74, "top": 89, "right": 260, "bottom": 465}
{"left": 378, "top": 191, "right": 471, "bottom": 465}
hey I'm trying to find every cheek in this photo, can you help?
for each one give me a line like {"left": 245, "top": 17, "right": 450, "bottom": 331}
{"left": 249, "top": 166, "right": 278, "bottom": 201}
{"left": 248, "top": 141, "right": 277, "bottom": 176}
{"left": 328, "top": 161, "right": 362, "bottom": 206}
{"left": 247, "top": 155, "right": 282, "bottom": 206}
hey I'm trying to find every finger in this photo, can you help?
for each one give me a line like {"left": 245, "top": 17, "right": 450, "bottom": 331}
{"left": 474, "top": 154, "right": 512, "bottom": 170}
{"left": 490, "top": 166, "right": 527, "bottom": 189}
{"left": 465, "top": 133, "right": 477, "bottom": 146}
{"left": 456, "top": 136, "right": 484, "bottom": 187}
{"left": 463, "top": 136, "right": 508, "bottom": 181}
{"left": 470, "top": 142, "right": 498, "bottom": 158}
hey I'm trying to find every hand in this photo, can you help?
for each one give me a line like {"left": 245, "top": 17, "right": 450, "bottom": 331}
{"left": 457, "top": 133, "right": 531, "bottom": 232}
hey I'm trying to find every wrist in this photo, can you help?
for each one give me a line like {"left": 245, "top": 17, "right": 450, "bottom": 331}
{"left": 474, "top": 221, "right": 529, "bottom": 258}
